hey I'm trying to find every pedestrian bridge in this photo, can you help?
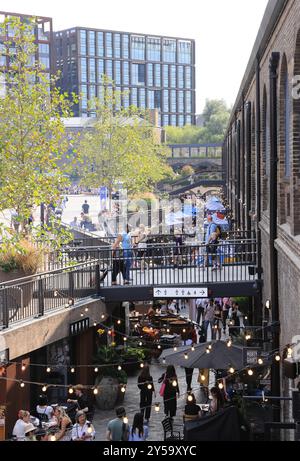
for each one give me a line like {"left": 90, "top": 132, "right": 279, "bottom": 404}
{"left": 0, "top": 238, "right": 260, "bottom": 328}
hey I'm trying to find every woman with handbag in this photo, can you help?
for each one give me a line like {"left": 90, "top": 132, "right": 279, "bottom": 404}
{"left": 158, "top": 365, "right": 180, "bottom": 418}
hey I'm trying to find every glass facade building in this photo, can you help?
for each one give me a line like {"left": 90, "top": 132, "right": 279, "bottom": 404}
{"left": 54, "top": 27, "right": 195, "bottom": 126}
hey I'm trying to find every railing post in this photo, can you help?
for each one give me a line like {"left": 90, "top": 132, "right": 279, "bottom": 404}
{"left": 2, "top": 288, "right": 9, "bottom": 329}
{"left": 68, "top": 271, "right": 75, "bottom": 300}
{"left": 95, "top": 264, "right": 101, "bottom": 295}
{"left": 38, "top": 278, "right": 45, "bottom": 317}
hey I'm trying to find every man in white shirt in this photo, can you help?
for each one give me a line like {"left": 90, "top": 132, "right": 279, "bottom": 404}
{"left": 12, "top": 410, "right": 31, "bottom": 441}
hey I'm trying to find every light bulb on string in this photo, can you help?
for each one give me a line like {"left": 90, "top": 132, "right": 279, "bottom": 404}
{"left": 80, "top": 313, "right": 84, "bottom": 317}
{"left": 121, "top": 385, "right": 126, "bottom": 393}
{"left": 21, "top": 364, "right": 26, "bottom": 372}
{"left": 172, "top": 380, "right": 177, "bottom": 387}
{"left": 206, "top": 347, "right": 210, "bottom": 354}
{"left": 287, "top": 347, "right": 293, "bottom": 358}
{"left": 208, "top": 345, "right": 212, "bottom": 350}
{"left": 46, "top": 367, "right": 51, "bottom": 373}
{"left": 139, "top": 342, "right": 143, "bottom": 347}
{"left": 69, "top": 387, "right": 74, "bottom": 394}
{"left": 248, "top": 369, "right": 254, "bottom": 376}
{"left": 191, "top": 345, "right": 195, "bottom": 352}
{"left": 123, "top": 417, "right": 128, "bottom": 424}
{"left": 173, "top": 347, "right": 177, "bottom": 352}
{"left": 184, "top": 353, "right": 189, "bottom": 360}
{"left": 70, "top": 367, "right": 75, "bottom": 374}
{"left": 245, "top": 334, "right": 251, "bottom": 341}
{"left": 118, "top": 365, "right": 122, "bottom": 371}
{"left": 123, "top": 337, "right": 127, "bottom": 342}
{"left": 229, "top": 367, "right": 235, "bottom": 374}
{"left": 117, "top": 320, "right": 121, "bottom": 325}
{"left": 183, "top": 329, "right": 186, "bottom": 334}
{"left": 93, "top": 388, "right": 98, "bottom": 395}
{"left": 157, "top": 345, "right": 161, "bottom": 350}
{"left": 54, "top": 291, "right": 58, "bottom": 298}
{"left": 140, "top": 363, "right": 144, "bottom": 369}
{"left": 201, "top": 374, "right": 206, "bottom": 382}
{"left": 162, "top": 358, "right": 166, "bottom": 364}
{"left": 93, "top": 322, "right": 97, "bottom": 327}
{"left": 50, "top": 435, "right": 56, "bottom": 442}
{"left": 42, "top": 385, "right": 47, "bottom": 392}
{"left": 20, "top": 381, "right": 25, "bottom": 388}
{"left": 147, "top": 384, "right": 152, "bottom": 390}
{"left": 227, "top": 339, "right": 232, "bottom": 348}
{"left": 188, "top": 394, "right": 193, "bottom": 402}
{"left": 258, "top": 358, "right": 263, "bottom": 365}
{"left": 275, "top": 354, "right": 281, "bottom": 362}
{"left": 101, "top": 314, "right": 105, "bottom": 320}
{"left": 218, "top": 382, "right": 224, "bottom": 390}
{"left": 94, "top": 367, "right": 99, "bottom": 373}
{"left": 155, "top": 403, "right": 160, "bottom": 412}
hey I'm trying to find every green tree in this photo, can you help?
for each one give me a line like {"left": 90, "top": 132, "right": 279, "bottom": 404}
{"left": 78, "top": 79, "right": 173, "bottom": 196}
{"left": 0, "top": 16, "right": 77, "bottom": 224}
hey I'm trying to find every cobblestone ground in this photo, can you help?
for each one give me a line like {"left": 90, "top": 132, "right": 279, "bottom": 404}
{"left": 92, "top": 360, "right": 210, "bottom": 441}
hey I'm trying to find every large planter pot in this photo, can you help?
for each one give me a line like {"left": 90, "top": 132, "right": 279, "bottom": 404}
{"left": 94, "top": 375, "right": 122, "bottom": 410}
{"left": 0, "top": 270, "right": 35, "bottom": 308}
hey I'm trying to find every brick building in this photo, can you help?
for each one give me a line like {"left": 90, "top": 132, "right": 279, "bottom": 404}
{"left": 223, "top": 0, "right": 300, "bottom": 430}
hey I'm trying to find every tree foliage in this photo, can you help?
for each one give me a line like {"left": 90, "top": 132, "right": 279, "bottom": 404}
{"left": 0, "top": 16, "right": 77, "bottom": 222}
{"left": 165, "top": 99, "right": 231, "bottom": 144}
{"left": 78, "top": 80, "right": 174, "bottom": 195}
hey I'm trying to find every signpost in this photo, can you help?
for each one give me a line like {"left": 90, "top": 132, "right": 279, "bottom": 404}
{"left": 153, "top": 287, "right": 208, "bottom": 299}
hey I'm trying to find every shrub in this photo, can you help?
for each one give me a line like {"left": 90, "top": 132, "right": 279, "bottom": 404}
{"left": 0, "top": 238, "right": 43, "bottom": 273}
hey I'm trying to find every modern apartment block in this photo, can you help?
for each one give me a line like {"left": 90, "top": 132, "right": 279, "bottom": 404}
{"left": 0, "top": 11, "right": 52, "bottom": 92}
{"left": 54, "top": 27, "right": 196, "bottom": 126}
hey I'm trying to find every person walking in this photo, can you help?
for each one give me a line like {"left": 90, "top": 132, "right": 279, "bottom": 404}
{"left": 222, "top": 297, "right": 232, "bottom": 334}
{"left": 207, "top": 226, "right": 222, "bottom": 271}
{"left": 203, "top": 299, "right": 215, "bottom": 341}
{"left": 82, "top": 200, "right": 90, "bottom": 215}
{"left": 196, "top": 298, "right": 207, "bottom": 326}
{"left": 213, "top": 301, "right": 223, "bottom": 341}
{"left": 138, "top": 365, "right": 156, "bottom": 424}
{"left": 112, "top": 225, "right": 132, "bottom": 285}
{"left": 158, "top": 365, "right": 180, "bottom": 418}
{"left": 106, "top": 407, "right": 129, "bottom": 441}
{"left": 128, "top": 413, "right": 149, "bottom": 441}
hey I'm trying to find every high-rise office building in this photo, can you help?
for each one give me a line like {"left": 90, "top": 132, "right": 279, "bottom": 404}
{"left": 0, "top": 11, "right": 52, "bottom": 95}
{"left": 54, "top": 27, "right": 195, "bottom": 126}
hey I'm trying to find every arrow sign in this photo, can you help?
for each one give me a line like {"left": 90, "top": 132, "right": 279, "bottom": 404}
{"left": 153, "top": 287, "right": 208, "bottom": 299}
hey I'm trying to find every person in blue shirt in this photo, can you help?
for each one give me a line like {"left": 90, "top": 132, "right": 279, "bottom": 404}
{"left": 204, "top": 215, "right": 217, "bottom": 266}
{"left": 112, "top": 225, "right": 133, "bottom": 285}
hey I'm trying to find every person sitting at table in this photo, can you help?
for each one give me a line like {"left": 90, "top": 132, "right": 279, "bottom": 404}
{"left": 67, "top": 384, "right": 93, "bottom": 420}
{"left": 53, "top": 406, "right": 72, "bottom": 441}
{"left": 71, "top": 410, "right": 95, "bottom": 441}
{"left": 36, "top": 395, "right": 54, "bottom": 422}
{"left": 209, "top": 387, "right": 225, "bottom": 415}
{"left": 24, "top": 423, "right": 38, "bottom": 441}
{"left": 183, "top": 394, "right": 202, "bottom": 421}
{"left": 12, "top": 410, "right": 31, "bottom": 441}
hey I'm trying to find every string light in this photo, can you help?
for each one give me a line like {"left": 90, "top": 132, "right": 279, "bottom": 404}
{"left": 227, "top": 339, "right": 232, "bottom": 348}
{"left": 208, "top": 345, "right": 212, "bottom": 350}
{"left": 80, "top": 313, "right": 84, "bottom": 317}
{"left": 94, "top": 367, "right": 99, "bottom": 373}
{"left": 183, "top": 329, "right": 186, "bottom": 333}
{"left": 172, "top": 380, "right": 178, "bottom": 387}
{"left": 173, "top": 347, "right": 177, "bottom": 352}
{"left": 155, "top": 403, "right": 160, "bottom": 412}
{"left": 157, "top": 345, "right": 161, "bottom": 350}
{"left": 93, "top": 388, "right": 98, "bottom": 395}
{"left": 123, "top": 417, "right": 128, "bottom": 424}
{"left": 68, "top": 387, "right": 74, "bottom": 394}
{"left": 188, "top": 395, "right": 193, "bottom": 402}
{"left": 54, "top": 291, "right": 58, "bottom": 298}
{"left": 46, "top": 367, "right": 51, "bottom": 373}
{"left": 266, "top": 300, "right": 271, "bottom": 310}
{"left": 93, "top": 322, "right": 97, "bottom": 327}
{"left": 229, "top": 367, "right": 235, "bottom": 374}
{"left": 184, "top": 353, "right": 189, "bottom": 360}
{"left": 121, "top": 385, "right": 126, "bottom": 393}
{"left": 20, "top": 381, "right": 25, "bottom": 388}
{"left": 71, "top": 368, "right": 75, "bottom": 374}
{"left": 117, "top": 320, "right": 121, "bottom": 325}
{"left": 147, "top": 384, "right": 152, "bottom": 390}
{"left": 245, "top": 334, "right": 251, "bottom": 341}
{"left": 191, "top": 345, "right": 195, "bottom": 352}
{"left": 206, "top": 347, "right": 210, "bottom": 354}
{"left": 118, "top": 366, "right": 122, "bottom": 371}
{"left": 218, "top": 382, "right": 224, "bottom": 390}
{"left": 42, "top": 385, "right": 47, "bottom": 392}
{"left": 162, "top": 358, "right": 166, "bottom": 364}
{"left": 258, "top": 358, "right": 263, "bottom": 365}
{"left": 201, "top": 374, "right": 206, "bottom": 382}
{"left": 287, "top": 348, "right": 293, "bottom": 358}
{"left": 275, "top": 354, "right": 281, "bottom": 362}
{"left": 248, "top": 369, "right": 254, "bottom": 376}
{"left": 101, "top": 314, "right": 105, "bottom": 320}
{"left": 50, "top": 435, "right": 56, "bottom": 441}
{"left": 140, "top": 363, "right": 144, "bottom": 369}
{"left": 85, "top": 308, "right": 89, "bottom": 313}
{"left": 21, "top": 364, "right": 26, "bottom": 372}
{"left": 123, "top": 337, "right": 127, "bottom": 342}
{"left": 139, "top": 342, "right": 143, "bottom": 347}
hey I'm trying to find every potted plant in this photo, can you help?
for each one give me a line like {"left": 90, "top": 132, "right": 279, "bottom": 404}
{"left": 94, "top": 346, "right": 128, "bottom": 410}
{"left": 121, "top": 346, "right": 147, "bottom": 374}
{"left": 0, "top": 238, "right": 43, "bottom": 283}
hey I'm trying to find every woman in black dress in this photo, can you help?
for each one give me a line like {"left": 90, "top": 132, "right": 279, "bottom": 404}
{"left": 138, "top": 365, "right": 155, "bottom": 423}
{"left": 158, "top": 365, "right": 180, "bottom": 418}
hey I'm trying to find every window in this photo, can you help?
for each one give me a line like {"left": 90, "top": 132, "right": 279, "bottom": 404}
{"left": 178, "top": 65, "right": 184, "bottom": 88}
{"left": 97, "top": 32, "right": 104, "bottom": 56}
{"left": 122, "top": 35, "right": 129, "bottom": 58}
{"left": 170, "top": 89, "right": 176, "bottom": 112}
{"left": 170, "top": 65, "right": 176, "bottom": 88}
{"left": 131, "top": 35, "right": 145, "bottom": 60}
{"left": 131, "top": 87, "right": 138, "bottom": 106}
{"left": 178, "top": 40, "right": 192, "bottom": 64}
{"left": 185, "top": 66, "right": 192, "bottom": 89}
{"left": 114, "top": 33, "right": 121, "bottom": 58}
{"left": 81, "top": 58, "right": 87, "bottom": 82}
{"left": 163, "top": 65, "right": 169, "bottom": 87}
{"left": 105, "top": 60, "right": 113, "bottom": 79}
{"left": 89, "top": 84, "right": 96, "bottom": 100}
{"left": 105, "top": 32, "right": 113, "bottom": 57}
{"left": 115, "top": 61, "right": 121, "bottom": 85}
{"left": 285, "top": 72, "right": 291, "bottom": 177}
{"left": 163, "top": 90, "right": 169, "bottom": 111}
{"left": 148, "top": 90, "right": 155, "bottom": 109}
{"left": 147, "top": 37, "right": 161, "bottom": 61}
{"left": 163, "top": 39, "right": 176, "bottom": 62}
{"left": 178, "top": 90, "right": 184, "bottom": 112}
{"left": 154, "top": 64, "right": 161, "bottom": 87}
{"left": 185, "top": 115, "right": 192, "bottom": 125}
{"left": 80, "top": 30, "right": 87, "bottom": 55}
{"left": 147, "top": 64, "right": 153, "bottom": 86}
{"left": 38, "top": 43, "right": 49, "bottom": 54}
{"left": 123, "top": 61, "right": 129, "bottom": 85}
{"left": 122, "top": 88, "right": 130, "bottom": 107}
{"left": 88, "top": 31, "right": 95, "bottom": 56}
{"left": 139, "top": 88, "right": 146, "bottom": 108}
{"left": 132, "top": 63, "right": 145, "bottom": 85}
{"left": 185, "top": 91, "right": 192, "bottom": 112}
{"left": 154, "top": 90, "right": 161, "bottom": 109}
{"left": 162, "top": 114, "right": 169, "bottom": 126}
{"left": 178, "top": 115, "right": 184, "bottom": 126}
{"left": 97, "top": 59, "right": 104, "bottom": 82}
{"left": 170, "top": 115, "right": 176, "bottom": 126}
{"left": 80, "top": 84, "right": 87, "bottom": 109}
{"left": 89, "top": 59, "right": 96, "bottom": 83}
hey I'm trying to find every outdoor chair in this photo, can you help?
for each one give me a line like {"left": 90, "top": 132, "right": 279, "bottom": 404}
{"left": 161, "top": 417, "right": 182, "bottom": 441}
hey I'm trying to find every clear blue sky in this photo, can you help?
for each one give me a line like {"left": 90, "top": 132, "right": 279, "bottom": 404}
{"left": 1, "top": 0, "right": 269, "bottom": 112}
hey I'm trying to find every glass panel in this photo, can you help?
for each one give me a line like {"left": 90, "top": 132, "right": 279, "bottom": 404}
{"left": 122, "top": 35, "right": 129, "bottom": 58}
{"left": 178, "top": 115, "right": 184, "bottom": 127}
{"left": 114, "top": 33, "right": 121, "bottom": 58}
{"left": 185, "top": 115, "right": 192, "bottom": 125}
{"left": 185, "top": 66, "right": 192, "bottom": 89}
{"left": 115, "top": 61, "right": 121, "bottom": 85}
{"left": 97, "top": 59, "right": 104, "bottom": 83}
{"left": 123, "top": 61, "right": 129, "bottom": 85}
{"left": 139, "top": 88, "right": 146, "bottom": 108}
{"left": 131, "top": 63, "right": 138, "bottom": 85}
{"left": 89, "top": 58, "right": 96, "bottom": 83}
{"left": 97, "top": 31, "right": 104, "bottom": 57}
{"left": 88, "top": 30, "right": 95, "bottom": 56}
{"left": 89, "top": 84, "right": 96, "bottom": 100}
{"left": 178, "top": 65, "right": 184, "bottom": 88}
{"left": 131, "top": 35, "right": 145, "bottom": 60}
{"left": 122, "top": 88, "right": 130, "bottom": 107}
{"left": 163, "top": 64, "right": 169, "bottom": 87}
{"left": 170, "top": 65, "right": 176, "bottom": 88}
{"left": 147, "top": 37, "right": 161, "bottom": 61}
{"left": 80, "top": 84, "right": 87, "bottom": 109}
{"left": 170, "top": 89, "right": 176, "bottom": 112}
{"left": 80, "top": 58, "right": 87, "bottom": 83}
{"left": 80, "top": 30, "right": 87, "bottom": 55}
{"left": 105, "top": 32, "right": 113, "bottom": 57}
{"left": 148, "top": 90, "right": 155, "bottom": 109}
{"left": 178, "top": 40, "right": 192, "bottom": 64}
{"left": 163, "top": 39, "right": 176, "bottom": 63}
{"left": 138, "top": 64, "right": 145, "bottom": 85}
{"left": 38, "top": 43, "right": 49, "bottom": 54}
{"left": 162, "top": 114, "right": 169, "bottom": 126}
{"left": 170, "top": 115, "right": 176, "bottom": 126}
{"left": 131, "top": 87, "right": 138, "bottom": 106}
{"left": 178, "top": 90, "right": 184, "bottom": 113}
{"left": 154, "top": 90, "right": 161, "bottom": 109}
{"left": 105, "top": 60, "right": 113, "bottom": 79}
{"left": 0, "top": 44, "right": 6, "bottom": 66}
{"left": 154, "top": 64, "right": 161, "bottom": 87}
{"left": 185, "top": 91, "right": 192, "bottom": 112}
{"left": 147, "top": 63, "right": 153, "bottom": 87}
{"left": 163, "top": 90, "right": 169, "bottom": 112}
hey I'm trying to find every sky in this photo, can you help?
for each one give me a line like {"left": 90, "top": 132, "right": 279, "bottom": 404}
{"left": 1, "top": 0, "right": 269, "bottom": 113}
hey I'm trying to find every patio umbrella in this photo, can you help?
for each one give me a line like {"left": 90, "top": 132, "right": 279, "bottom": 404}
{"left": 160, "top": 340, "right": 245, "bottom": 370}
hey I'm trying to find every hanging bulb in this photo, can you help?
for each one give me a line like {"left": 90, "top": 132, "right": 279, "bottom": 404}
{"left": 188, "top": 394, "right": 193, "bottom": 402}
{"left": 184, "top": 353, "right": 189, "bottom": 360}
{"left": 118, "top": 365, "right": 122, "bottom": 371}
{"left": 54, "top": 291, "right": 58, "bottom": 298}
{"left": 275, "top": 354, "right": 281, "bottom": 362}
{"left": 93, "top": 388, "right": 98, "bottom": 395}
{"left": 287, "top": 348, "right": 293, "bottom": 358}
{"left": 206, "top": 347, "right": 210, "bottom": 354}
{"left": 121, "top": 385, "right": 126, "bottom": 393}
{"left": 93, "top": 322, "right": 97, "bottom": 327}
{"left": 46, "top": 367, "right": 51, "bottom": 373}
{"left": 123, "top": 417, "right": 128, "bottom": 424}
{"left": 248, "top": 369, "right": 254, "bottom": 376}
{"left": 245, "top": 334, "right": 251, "bottom": 341}
{"left": 117, "top": 320, "right": 121, "bottom": 325}
{"left": 227, "top": 339, "right": 232, "bottom": 348}
{"left": 208, "top": 345, "right": 212, "bottom": 350}
{"left": 42, "top": 385, "right": 47, "bottom": 393}
{"left": 229, "top": 367, "right": 235, "bottom": 374}
{"left": 50, "top": 435, "right": 56, "bottom": 441}
{"left": 71, "top": 367, "right": 75, "bottom": 374}
{"left": 173, "top": 347, "right": 177, "bottom": 352}
{"left": 191, "top": 345, "right": 195, "bottom": 352}
{"left": 140, "top": 363, "right": 144, "bottom": 369}
{"left": 80, "top": 313, "right": 84, "bottom": 317}
{"left": 147, "top": 384, "right": 152, "bottom": 390}
{"left": 258, "top": 358, "right": 263, "bottom": 365}
{"left": 155, "top": 403, "right": 160, "bottom": 412}
{"left": 101, "top": 314, "right": 105, "bottom": 320}
{"left": 172, "top": 380, "right": 177, "bottom": 387}
{"left": 157, "top": 345, "right": 161, "bottom": 350}
{"left": 162, "top": 358, "right": 166, "bottom": 364}
{"left": 21, "top": 364, "right": 26, "bottom": 372}
{"left": 139, "top": 342, "right": 143, "bottom": 347}
{"left": 69, "top": 387, "right": 74, "bottom": 394}
{"left": 123, "top": 337, "right": 127, "bottom": 342}
{"left": 20, "top": 381, "right": 25, "bottom": 388}
{"left": 183, "top": 329, "right": 186, "bottom": 333}
{"left": 218, "top": 383, "right": 224, "bottom": 390}
{"left": 201, "top": 374, "right": 206, "bottom": 382}
{"left": 94, "top": 367, "right": 99, "bottom": 373}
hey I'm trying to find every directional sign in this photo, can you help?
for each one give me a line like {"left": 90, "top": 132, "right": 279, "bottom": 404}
{"left": 153, "top": 287, "right": 208, "bottom": 299}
